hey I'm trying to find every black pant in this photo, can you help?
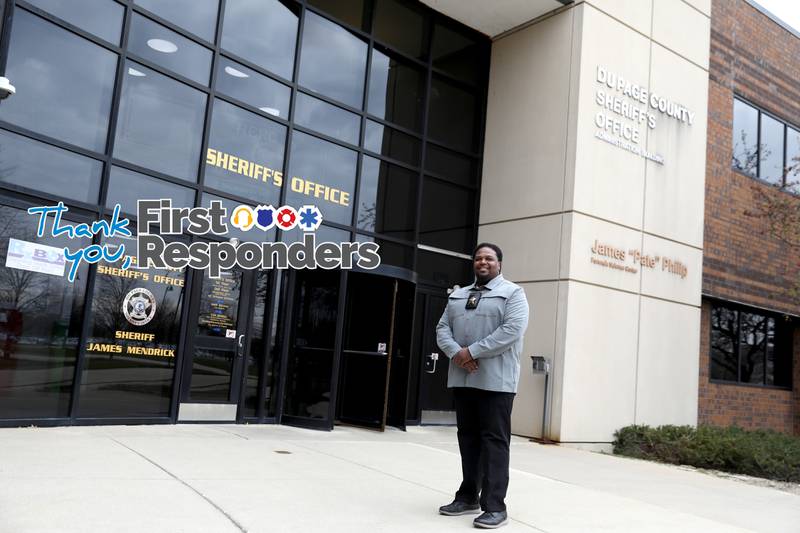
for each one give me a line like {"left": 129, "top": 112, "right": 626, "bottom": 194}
{"left": 453, "top": 387, "right": 515, "bottom": 512}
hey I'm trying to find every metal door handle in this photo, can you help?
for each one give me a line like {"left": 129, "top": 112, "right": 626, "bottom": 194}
{"left": 237, "top": 334, "right": 244, "bottom": 357}
{"left": 425, "top": 352, "right": 439, "bottom": 373}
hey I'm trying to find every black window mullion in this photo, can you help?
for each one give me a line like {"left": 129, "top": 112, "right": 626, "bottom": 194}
{"left": 110, "top": 159, "right": 201, "bottom": 192}
{"left": 15, "top": 2, "right": 124, "bottom": 54}
{"left": 195, "top": 2, "right": 225, "bottom": 199}
{"left": 124, "top": 52, "right": 211, "bottom": 94}
{"left": 364, "top": 114, "right": 424, "bottom": 141}
{"left": 0, "top": 0, "right": 9, "bottom": 75}
{"left": 69, "top": 0, "right": 134, "bottom": 421}
{"left": 214, "top": 92, "right": 291, "bottom": 128}
{"left": 783, "top": 123, "right": 788, "bottom": 188}
{"left": 762, "top": 313, "right": 768, "bottom": 385}
{"left": 409, "top": 6, "right": 435, "bottom": 274}
{"left": 0, "top": 120, "right": 106, "bottom": 163}
{"left": 735, "top": 309, "right": 742, "bottom": 383}
{"left": 218, "top": 49, "right": 294, "bottom": 88}
{"left": 129, "top": 3, "right": 215, "bottom": 49}
{"left": 350, "top": 11, "right": 373, "bottom": 232}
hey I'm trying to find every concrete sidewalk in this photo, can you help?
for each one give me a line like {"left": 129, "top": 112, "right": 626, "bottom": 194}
{"left": 0, "top": 425, "right": 797, "bottom": 533}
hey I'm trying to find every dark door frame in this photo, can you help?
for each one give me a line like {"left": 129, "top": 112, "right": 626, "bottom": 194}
{"left": 177, "top": 266, "right": 256, "bottom": 409}
{"left": 278, "top": 267, "right": 418, "bottom": 431}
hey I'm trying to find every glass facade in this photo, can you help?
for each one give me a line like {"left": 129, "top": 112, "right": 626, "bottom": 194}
{"left": 0, "top": 0, "right": 488, "bottom": 425}
{"left": 732, "top": 96, "right": 799, "bottom": 191}
{"left": 710, "top": 302, "right": 793, "bottom": 389}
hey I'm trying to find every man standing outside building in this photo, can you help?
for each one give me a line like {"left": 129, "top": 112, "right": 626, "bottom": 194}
{"left": 436, "top": 243, "right": 529, "bottom": 529}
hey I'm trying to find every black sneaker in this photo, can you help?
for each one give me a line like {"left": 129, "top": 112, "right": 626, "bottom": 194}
{"left": 473, "top": 511, "right": 508, "bottom": 529}
{"left": 438, "top": 500, "right": 481, "bottom": 516}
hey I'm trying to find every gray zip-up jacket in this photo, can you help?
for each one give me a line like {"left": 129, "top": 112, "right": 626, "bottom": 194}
{"left": 436, "top": 274, "right": 530, "bottom": 393}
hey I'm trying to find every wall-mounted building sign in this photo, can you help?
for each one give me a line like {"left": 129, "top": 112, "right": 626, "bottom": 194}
{"left": 206, "top": 147, "right": 351, "bottom": 207}
{"left": 593, "top": 65, "right": 695, "bottom": 165}
{"left": 590, "top": 239, "right": 688, "bottom": 279}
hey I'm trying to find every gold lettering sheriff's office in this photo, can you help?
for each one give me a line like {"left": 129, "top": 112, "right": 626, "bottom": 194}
{"left": 96, "top": 264, "right": 185, "bottom": 286}
{"left": 206, "top": 148, "right": 350, "bottom": 207}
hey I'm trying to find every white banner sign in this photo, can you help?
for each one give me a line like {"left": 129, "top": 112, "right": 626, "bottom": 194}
{"left": 5, "top": 238, "right": 66, "bottom": 277}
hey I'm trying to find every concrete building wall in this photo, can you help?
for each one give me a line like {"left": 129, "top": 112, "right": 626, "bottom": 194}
{"left": 479, "top": 0, "right": 709, "bottom": 442}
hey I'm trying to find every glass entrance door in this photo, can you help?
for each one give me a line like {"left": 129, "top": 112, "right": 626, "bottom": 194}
{"left": 280, "top": 270, "right": 415, "bottom": 431}
{"left": 179, "top": 268, "right": 254, "bottom": 419}
{"left": 336, "top": 272, "right": 414, "bottom": 431}
{"left": 416, "top": 289, "right": 455, "bottom": 423}
{"left": 281, "top": 269, "right": 342, "bottom": 430}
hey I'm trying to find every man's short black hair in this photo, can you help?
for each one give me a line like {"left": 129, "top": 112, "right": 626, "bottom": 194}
{"left": 473, "top": 242, "right": 503, "bottom": 262}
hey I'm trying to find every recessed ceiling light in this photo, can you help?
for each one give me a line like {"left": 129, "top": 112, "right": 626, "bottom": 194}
{"left": 147, "top": 38, "right": 178, "bottom": 53}
{"left": 224, "top": 66, "right": 249, "bottom": 78}
{"left": 259, "top": 107, "right": 280, "bottom": 116}
{"left": 128, "top": 67, "right": 147, "bottom": 77}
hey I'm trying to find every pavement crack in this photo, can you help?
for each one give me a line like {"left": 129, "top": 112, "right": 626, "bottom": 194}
{"left": 210, "top": 426, "right": 250, "bottom": 440}
{"left": 110, "top": 438, "right": 247, "bottom": 533}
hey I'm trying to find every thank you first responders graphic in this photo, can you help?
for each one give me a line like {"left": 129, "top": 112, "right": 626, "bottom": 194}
{"left": 25, "top": 199, "right": 381, "bottom": 282}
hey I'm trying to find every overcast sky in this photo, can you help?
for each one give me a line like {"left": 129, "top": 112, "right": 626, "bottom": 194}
{"left": 753, "top": 0, "right": 800, "bottom": 33}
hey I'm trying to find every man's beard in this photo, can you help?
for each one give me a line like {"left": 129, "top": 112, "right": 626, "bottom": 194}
{"left": 475, "top": 271, "right": 498, "bottom": 285}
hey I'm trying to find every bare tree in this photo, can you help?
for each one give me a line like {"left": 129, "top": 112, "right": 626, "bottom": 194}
{"left": 745, "top": 137, "right": 800, "bottom": 300}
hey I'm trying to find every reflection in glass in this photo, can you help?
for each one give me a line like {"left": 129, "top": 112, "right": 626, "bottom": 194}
{"left": 787, "top": 128, "right": 800, "bottom": 193}
{"left": 295, "top": 92, "right": 360, "bottom": 145}
{"left": 215, "top": 57, "right": 291, "bottom": 118}
{"left": 78, "top": 235, "right": 186, "bottom": 418}
{"left": 0, "top": 10, "right": 117, "bottom": 152}
{"left": 26, "top": 0, "right": 124, "bottom": 44}
{"left": 771, "top": 317, "right": 793, "bottom": 388}
{"left": 417, "top": 249, "right": 471, "bottom": 287}
{"left": 765, "top": 317, "right": 776, "bottom": 387}
{"left": 284, "top": 269, "right": 339, "bottom": 419}
{"left": 307, "top": 0, "right": 365, "bottom": 30}
{"left": 732, "top": 99, "right": 758, "bottom": 176}
{"left": 205, "top": 99, "right": 286, "bottom": 204}
{"left": 286, "top": 131, "right": 357, "bottom": 226}
{"left": 106, "top": 166, "right": 195, "bottom": 217}
{"left": 134, "top": 0, "right": 219, "bottom": 42}
{"left": 0, "top": 205, "right": 89, "bottom": 419}
{"left": 372, "top": 0, "right": 425, "bottom": 59}
{"left": 282, "top": 223, "right": 350, "bottom": 245}
{"left": 299, "top": 12, "right": 367, "bottom": 108}
{"left": 432, "top": 23, "right": 482, "bottom": 84}
{"left": 428, "top": 76, "right": 477, "bottom": 151}
{"left": 221, "top": 0, "right": 298, "bottom": 80}
{"left": 196, "top": 270, "right": 240, "bottom": 337}
{"left": 710, "top": 306, "right": 738, "bottom": 381}
{"left": 355, "top": 234, "right": 414, "bottom": 269}
{"left": 114, "top": 61, "right": 207, "bottom": 182}
{"left": 758, "top": 114, "right": 785, "bottom": 186}
{"left": 357, "top": 156, "right": 417, "bottom": 239}
{"left": 364, "top": 120, "right": 421, "bottom": 166}
{"left": 242, "top": 271, "right": 269, "bottom": 417}
{"left": 200, "top": 194, "right": 277, "bottom": 243}
{"left": 189, "top": 269, "right": 245, "bottom": 402}
{"left": 0, "top": 129, "right": 102, "bottom": 204}
{"left": 419, "top": 177, "right": 475, "bottom": 254}
{"left": 128, "top": 13, "right": 213, "bottom": 85}
{"left": 368, "top": 49, "right": 424, "bottom": 131}
{"left": 190, "top": 348, "right": 233, "bottom": 401}
{"left": 425, "top": 143, "right": 476, "bottom": 186}
{"left": 739, "top": 312, "right": 766, "bottom": 384}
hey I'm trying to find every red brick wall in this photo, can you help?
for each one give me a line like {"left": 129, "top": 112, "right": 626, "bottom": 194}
{"left": 701, "top": 0, "right": 800, "bottom": 435}
{"left": 698, "top": 301, "right": 799, "bottom": 433}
